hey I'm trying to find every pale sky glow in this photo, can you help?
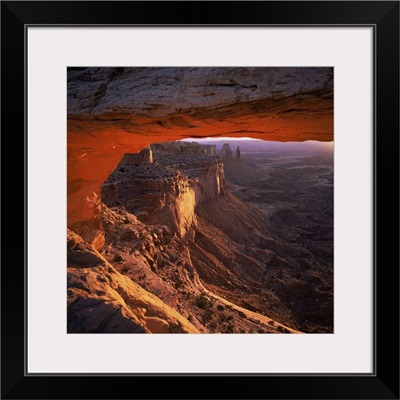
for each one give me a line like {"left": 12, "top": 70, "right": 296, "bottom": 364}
{"left": 182, "top": 137, "right": 334, "bottom": 144}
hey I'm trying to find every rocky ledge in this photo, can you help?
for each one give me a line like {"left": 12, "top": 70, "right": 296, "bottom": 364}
{"left": 67, "top": 228, "right": 199, "bottom": 333}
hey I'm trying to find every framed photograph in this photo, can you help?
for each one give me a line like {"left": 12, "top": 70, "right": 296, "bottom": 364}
{"left": 2, "top": 1, "right": 399, "bottom": 398}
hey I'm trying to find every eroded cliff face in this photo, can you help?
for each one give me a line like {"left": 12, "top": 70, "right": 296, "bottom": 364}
{"left": 102, "top": 142, "right": 226, "bottom": 240}
{"left": 67, "top": 67, "right": 333, "bottom": 240}
{"left": 151, "top": 142, "right": 226, "bottom": 201}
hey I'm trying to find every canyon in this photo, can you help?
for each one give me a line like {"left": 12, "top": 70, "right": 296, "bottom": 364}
{"left": 68, "top": 140, "right": 333, "bottom": 333}
{"left": 67, "top": 67, "right": 333, "bottom": 333}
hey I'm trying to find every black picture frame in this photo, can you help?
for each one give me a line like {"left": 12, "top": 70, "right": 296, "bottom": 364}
{"left": 2, "top": 1, "right": 399, "bottom": 399}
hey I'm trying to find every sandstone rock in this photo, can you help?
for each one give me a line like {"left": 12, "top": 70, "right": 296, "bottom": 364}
{"left": 220, "top": 143, "right": 233, "bottom": 161}
{"left": 151, "top": 141, "right": 206, "bottom": 155}
{"left": 67, "top": 229, "right": 107, "bottom": 268}
{"left": 102, "top": 142, "right": 226, "bottom": 239}
{"left": 120, "top": 226, "right": 140, "bottom": 241}
{"left": 68, "top": 67, "right": 333, "bottom": 126}
{"left": 92, "top": 192, "right": 306, "bottom": 333}
{"left": 201, "top": 144, "right": 217, "bottom": 156}
{"left": 99, "top": 205, "right": 180, "bottom": 307}
{"left": 236, "top": 146, "right": 241, "bottom": 161}
{"left": 120, "top": 145, "right": 153, "bottom": 165}
{"left": 67, "top": 229, "right": 199, "bottom": 333}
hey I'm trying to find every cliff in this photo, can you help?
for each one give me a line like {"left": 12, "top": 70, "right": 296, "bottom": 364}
{"left": 68, "top": 191, "right": 302, "bottom": 334}
{"left": 201, "top": 144, "right": 217, "bottom": 156}
{"left": 102, "top": 142, "right": 226, "bottom": 240}
{"left": 220, "top": 143, "right": 233, "bottom": 161}
{"left": 120, "top": 145, "right": 153, "bottom": 165}
{"left": 67, "top": 140, "right": 332, "bottom": 333}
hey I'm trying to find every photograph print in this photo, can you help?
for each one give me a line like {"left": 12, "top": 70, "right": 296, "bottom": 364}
{"left": 67, "top": 67, "right": 333, "bottom": 334}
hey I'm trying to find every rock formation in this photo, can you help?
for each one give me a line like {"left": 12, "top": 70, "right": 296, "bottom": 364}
{"left": 67, "top": 140, "right": 332, "bottom": 333}
{"left": 102, "top": 142, "right": 225, "bottom": 240}
{"left": 67, "top": 184, "right": 303, "bottom": 334}
{"left": 201, "top": 144, "right": 217, "bottom": 156}
{"left": 97, "top": 198, "right": 302, "bottom": 333}
{"left": 120, "top": 145, "right": 153, "bottom": 165}
{"left": 66, "top": 67, "right": 333, "bottom": 333}
{"left": 67, "top": 229, "right": 199, "bottom": 333}
{"left": 220, "top": 143, "right": 233, "bottom": 161}
{"left": 236, "top": 146, "right": 241, "bottom": 161}
{"left": 68, "top": 67, "right": 333, "bottom": 131}
{"left": 67, "top": 67, "right": 333, "bottom": 241}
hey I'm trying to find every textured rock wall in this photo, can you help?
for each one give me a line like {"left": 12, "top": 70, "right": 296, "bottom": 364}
{"left": 192, "top": 160, "right": 226, "bottom": 203}
{"left": 68, "top": 67, "right": 333, "bottom": 126}
{"left": 102, "top": 142, "right": 226, "bottom": 240}
{"left": 220, "top": 143, "right": 233, "bottom": 161}
{"left": 201, "top": 144, "right": 217, "bottom": 156}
